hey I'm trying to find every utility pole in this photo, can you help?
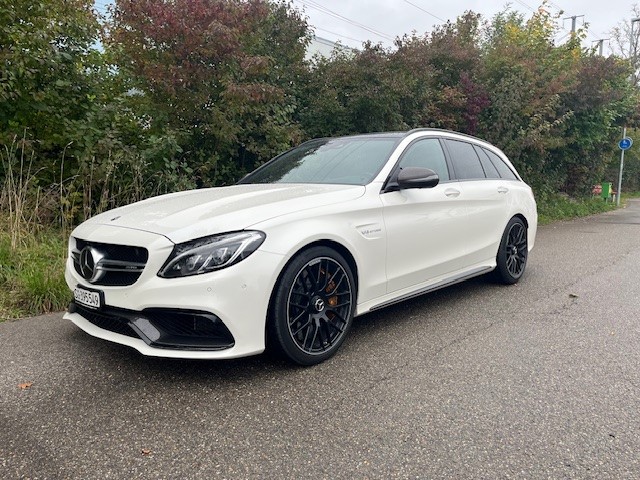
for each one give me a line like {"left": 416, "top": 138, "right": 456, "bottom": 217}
{"left": 563, "top": 15, "right": 584, "bottom": 34}
{"left": 593, "top": 39, "right": 609, "bottom": 56}
{"left": 631, "top": 18, "right": 640, "bottom": 82}
{"left": 632, "top": 17, "right": 640, "bottom": 56}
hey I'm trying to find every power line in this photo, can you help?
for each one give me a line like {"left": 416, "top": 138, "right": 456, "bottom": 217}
{"left": 516, "top": 0, "right": 572, "bottom": 44}
{"left": 402, "top": 0, "right": 445, "bottom": 23}
{"left": 313, "top": 27, "right": 366, "bottom": 46}
{"left": 300, "top": 0, "right": 394, "bottom": 40}
{"left": 513, "top": 0, "right": 535, "bottom": 13}
{"left": 510, "top": 0, "right": 570, "bottom": 43}
{"left": 547, "top": 1, "right": 564, "bottom": 12}
{"left": 296, "top": 0, "right": 395, "bottom": 41}
{"left": 547, "top": 0, "right": 608, "bottom": 40}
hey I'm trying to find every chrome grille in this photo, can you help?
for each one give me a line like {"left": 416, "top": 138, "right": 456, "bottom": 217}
{"left": 72, "top": 238, "right": 148, "bottom": 286}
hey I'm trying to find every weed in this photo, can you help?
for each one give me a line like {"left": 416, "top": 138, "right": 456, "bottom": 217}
{"left": 0, "top": 224, "right": 68, "bottom": 320}
{"left": 537, "top": 194, "right": 616, "bottom": 225}
{"left": 0, "top": 133, "right": 42, "bottom": 249}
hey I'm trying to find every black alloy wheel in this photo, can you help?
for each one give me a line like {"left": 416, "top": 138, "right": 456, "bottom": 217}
{"left": 495, "top": 217, "right": 528, "bottom": 284}
{"left": 269, "top": 246, "right": 355, "bottom": 365}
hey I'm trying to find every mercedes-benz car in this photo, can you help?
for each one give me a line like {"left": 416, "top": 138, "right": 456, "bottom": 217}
{"left": 64, "top": 129, "right": 537, "bottom": 365}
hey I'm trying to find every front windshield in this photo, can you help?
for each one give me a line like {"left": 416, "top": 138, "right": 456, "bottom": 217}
{"left": 240, "top": 137, "right": 398, "bottom": 186}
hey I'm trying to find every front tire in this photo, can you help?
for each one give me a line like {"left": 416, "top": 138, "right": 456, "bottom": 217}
{"left": 495, "top": 217, "right": 528, "bottom": 285}
{"left": 269, "top": 247, "right": 356, "bottom": 366}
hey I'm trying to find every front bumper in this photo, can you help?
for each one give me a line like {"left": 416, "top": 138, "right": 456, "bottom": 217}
{"left": 64, "top": 224, "right": 286, "bottom": 359}
{"left": 68, "top": 302, "right": 235, "bottom": 350}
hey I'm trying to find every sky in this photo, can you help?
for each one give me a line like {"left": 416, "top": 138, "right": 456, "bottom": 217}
{"left": 288, "top": 0, "right": 638, "bottom": 53}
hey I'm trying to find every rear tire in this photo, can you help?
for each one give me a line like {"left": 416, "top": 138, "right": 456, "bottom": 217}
{"left": 495, "top": 217, "right": 528, "bottom": 285}
{"left": 268, "top": 246, "right": 355, "bottom": 366}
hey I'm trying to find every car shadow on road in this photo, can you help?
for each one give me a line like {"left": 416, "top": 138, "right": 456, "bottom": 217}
{"left": 64, "top": 273, "right": 500, "bottom": 384}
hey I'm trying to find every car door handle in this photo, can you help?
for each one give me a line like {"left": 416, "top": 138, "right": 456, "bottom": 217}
{"left": 444, "top": 188, "right": 461, "bottom": 198}
{"left": 497, "top": 186, "right": 509, "bottom": 194}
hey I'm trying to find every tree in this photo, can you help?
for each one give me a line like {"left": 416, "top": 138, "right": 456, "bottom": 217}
{"left": 299, "top": 42, "right": 410, "bottom": 137}
{"left": 554, "top": 55, "right": 636, "bottom": 195}
{"left": 0, "top": 0, "right": 101, "bottom": 151}
{"left": 609, "top": 6, "right": 640, "bottom": 85}
{"left": 392, "top": 12, "right": 488, "bottom": 134}
{"left": 299, "top": 13, "right": 488, "bottom": 138}
{"left": 479, "top": 8, "right": 581, "bottom": 193}
{"left": 109, "top": 0, "right": 311, "bottom": 185}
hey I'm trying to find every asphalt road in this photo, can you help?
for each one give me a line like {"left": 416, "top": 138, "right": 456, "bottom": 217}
{"left": 2, "top": 201, "right": 640, "bottom": 479}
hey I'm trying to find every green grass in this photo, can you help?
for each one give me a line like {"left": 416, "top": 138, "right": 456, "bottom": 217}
{"left": 0, "top": 228, "right": 69, "bottom": 320}
{"left": 537, "top": 194, "right": 617, "bottom": 225}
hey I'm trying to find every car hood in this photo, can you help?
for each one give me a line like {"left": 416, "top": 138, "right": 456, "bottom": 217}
{"left": 82, "top": 183, "right": 366, "bottom": 243}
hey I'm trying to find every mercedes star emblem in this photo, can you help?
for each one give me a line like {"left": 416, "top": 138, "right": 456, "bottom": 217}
{"left": 79, "top": 247, "right": 105, "bottom": 283}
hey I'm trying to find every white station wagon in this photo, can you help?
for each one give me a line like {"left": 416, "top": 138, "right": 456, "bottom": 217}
{"left": 65, "top": 129, "right": 537, "bottom": 365}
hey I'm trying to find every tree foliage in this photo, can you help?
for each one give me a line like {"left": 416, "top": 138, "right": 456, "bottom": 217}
{"left": 0, "top": 0, "right": 100, "bottom": 150}
{"left": 300, "top": 7, "right": 638, "bottom": 198}
{"left": 110, "top": 0, "right": 310, "bottom": 185}
{"left": 1, "top": 0, "right": 639, "bottom": 229}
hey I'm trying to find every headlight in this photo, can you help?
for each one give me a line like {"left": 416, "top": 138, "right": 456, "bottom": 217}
{"left": 158, "top": 231, "right": 266, "bottom": 278}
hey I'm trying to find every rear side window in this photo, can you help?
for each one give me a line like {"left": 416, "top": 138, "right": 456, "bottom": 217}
{"left": 474, "top": 146, "right": 500, "bottom": 179}
{"left": 482, "top": 148, "right": 518, "bottom": 180}
{"left": 444, "top": 139, "right": 485, "bottom": 180}
{"left": 399, "top": 138, "right": 450, "bottom": 181}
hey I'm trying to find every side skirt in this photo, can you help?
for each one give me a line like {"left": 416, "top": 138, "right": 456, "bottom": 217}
{"left": 368, "top": 266, "right": 493, "bottom": 312}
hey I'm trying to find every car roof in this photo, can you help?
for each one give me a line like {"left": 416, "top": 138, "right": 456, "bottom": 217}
{"left": 328, "top": 128, "right": 491, "bottom": 144}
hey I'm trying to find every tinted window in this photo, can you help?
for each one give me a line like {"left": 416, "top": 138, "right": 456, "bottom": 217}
{"left": 483, "top": 148, "right": 518, "bottom": 180}
{"left": 444, "top": 139, "right": 485, "bottom": 180}
{"left": 240, "top": 137, "right": 398, "bottom": 185}
{"left": 399, "top": 139, "right": 449, "bottom": 181}
{"left": 474, "top": 146, "right": 500, "bottom": 179}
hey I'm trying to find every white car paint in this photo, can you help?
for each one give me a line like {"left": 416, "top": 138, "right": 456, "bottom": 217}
{"left": 82, "top": 183, "right": 366, "bottom": 244}
{"left": 64, "top": 129, "right": 537, "bottom": 361}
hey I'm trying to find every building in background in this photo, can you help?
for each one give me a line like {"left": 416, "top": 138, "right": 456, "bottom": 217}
{"left": 306, "top": 36, "right": 356, "bottom": 61}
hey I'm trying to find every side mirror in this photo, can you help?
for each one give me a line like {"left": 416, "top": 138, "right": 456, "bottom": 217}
{"left": 397, "top": 167, "right": 439, "bottom": 190}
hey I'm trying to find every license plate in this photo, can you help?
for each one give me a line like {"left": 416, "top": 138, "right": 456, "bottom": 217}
{"left": 74, "top": 286, "right": 102, "bottom": 309}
